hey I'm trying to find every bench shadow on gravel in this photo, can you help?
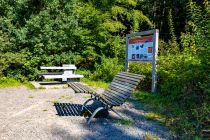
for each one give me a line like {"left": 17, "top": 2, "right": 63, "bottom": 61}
{"left": 54, "top": 102, "right": 108, "bottom": 117}
{"left": 54, "top": 103, "right": 82, "bottom": 116}
{"left": 53, "top": 101, "right": 173, "bottom": 140}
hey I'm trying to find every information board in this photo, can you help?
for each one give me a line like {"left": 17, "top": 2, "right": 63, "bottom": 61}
{"left": 125, "top": 30, "right": 159, "bottom": 93}
{"left": 128, "top": 35, "right": 153, "bottom": 62}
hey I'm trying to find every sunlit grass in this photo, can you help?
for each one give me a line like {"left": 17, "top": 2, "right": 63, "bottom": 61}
{"left": 81, "top": 78, "right": 109, "bottom": 89}
{"left": 144, "top": 112, "right": 166, "bottom": 124}
{"left": 0, "top": 77, "right": 35, "bottom": 89}
{"left": 132, "top": 91, "right": 190, "bottom": 137}
{"left": 48, "top": 100, "right": 59, "bottom": 104}
{"left": 65, "top": 96, "right": 72, "bottom": 100}
{"left": 28, "top": 95, "right": 34, "bottom": 99}
{"left": 59, "top": 95, "right": 65, "bottom": 99}
{"left": 118, "top": 118, "right": 134, "bottom": 126}
{"left": 38, "top": 86, "right": 46, "bottom": 89}
{"left": 143, "top": 133, "right": 160, "bottom": 140}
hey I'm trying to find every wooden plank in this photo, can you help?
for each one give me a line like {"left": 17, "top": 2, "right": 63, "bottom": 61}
{"left": 112, "top": 79, "right": 136, "bottom": 88}
{"left": 103, "top": 92, "right": 123, "bottom": 105}
{"left": 108, "top": 86, "right": 131, "bottom": 97}
{"left": 106, "top": 88, "right": 129, "bottom": 99}
{"left": 72, "top": 83, "right": 86, "bottom": 93}
{"left": 75, "top": 83, "right": 88, "bottom": 93}
{"left": 114, "top": 77, "right": 138, "bottom": 85}
{"left": 68, "top": 83, "right": 80, "bottom": 93}
{"left": 116, "top": 75, "right": 140, "bottom": 82}
{"left": 104, "top": 90, "right": 126, "bottom": 102}
{"left": 68, "top": 83, "right": 78, "bottom": 92}
{"left": 101, "top": 95, "right": 119, "bottom": 106}
{"left": 118, "top": 72, "right": 144, "bottom": 80}
{"left": 104, "top": 91, "right": 125, "bottom": 103}
{"left": 41, "top": 66, "right": 76, "bottom": 70}
{"left": 111, "top": 82, "right": 135, "bottom": 91}
{"left": 109, "top": 85, "right": 132, "bottom": 94}
{"left": 121, "top": 72, "right": 145, "bottom": 78}
{"left": 38, "top": 72, "right": 63, "bottom": 75}
{"left": 105, "top": 89, "right": 126, "bottom": 100}
{"left": 43, "top": 74, "right": 83, "bottom": 79}
{"left": 78, "top": 83, "right": 95, "bottom": 93}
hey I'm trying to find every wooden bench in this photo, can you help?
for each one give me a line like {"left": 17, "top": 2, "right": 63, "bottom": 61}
{"left": 80, "top": 72, "right": 145, "bottom": 124}
{"left": 39, "top": 64, "right": 83, "bottom": 82}
{"left": 68, "top": 82, "right": 95, "bottom": 94}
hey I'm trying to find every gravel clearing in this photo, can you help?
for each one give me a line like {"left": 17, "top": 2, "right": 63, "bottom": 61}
{"left": 0, "top": 86, "right": 174, "bottom": 140}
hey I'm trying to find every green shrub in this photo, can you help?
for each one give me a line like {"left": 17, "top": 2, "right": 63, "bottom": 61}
{"left": 133, "top": 91, "right": 209, "bottom": 139}
{"left": 0, "top": 77, "right": 34, "bottom": 89}
{"left": 0, "top": 77, "right": 22, "bottom": 87}
{"left": 158, "top": 51, "right": 208, "bottom": 103}
{"left": 129, "top": 51, "right": 208, "bottom": 106}
{"left": 129, "top": 62, "right": 152, "bottom": 91}
{"left": 91, "top": 57, "right": 123, "bottom": 82}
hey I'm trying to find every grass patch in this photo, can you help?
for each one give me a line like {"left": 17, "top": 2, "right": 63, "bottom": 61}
{"left": 143, "top": 133, "right": 160, "bottom": 140}
{"left": 65, "top": 96, "right": 72, "bottom": 100}
{"left": 59, "top": 95, "right": 65, "bottom": 99}
{"left": 118, "top": 118, "right": 134, "bottom": 126}
{"left": 48, "top": 100, "right": 59, "bottom": 104}
{"left": 28, "top": 95, "right": 34, "bottom": 99}
{"left": 144, "top": 112, "right": 166, "bottom": 124}
{"left": 23, "top": 82, "right": 35, "bottom": 89}
{"left": 82, "top": 96, "right": 91, "bottom": 99}
{"left": 38, "top": 86, "right": 46, "bottom": 89}
{"left": 0, "top": 77, "right": 35, "bottom": 89}
{"left": 43, "top": 109, "right": 48, "bottom": 112}
{"left": 132, "top": 91, "right": 209, "bottom": 139}
{"left": 81, "top": 78, "right": 109, "bottom": 89}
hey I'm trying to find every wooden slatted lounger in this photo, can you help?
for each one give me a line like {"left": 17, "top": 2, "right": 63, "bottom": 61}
{"left": 81, "top": 72, "right": 145, "bottom": 124}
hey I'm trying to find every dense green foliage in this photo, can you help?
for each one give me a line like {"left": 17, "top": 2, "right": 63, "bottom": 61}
{"left": 0, "top": 0, "right": 209, "bottom": 139}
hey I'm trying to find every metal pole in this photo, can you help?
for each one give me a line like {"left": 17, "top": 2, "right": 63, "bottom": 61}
{"left": 151, "top": 29, "right": 159, "bottom": 93}
{"left": 125, "top": 34, "right": 129, "bottom": 72}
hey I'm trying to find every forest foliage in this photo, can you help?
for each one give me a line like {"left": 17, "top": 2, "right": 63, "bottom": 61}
{"left": 0, "top": 0, "right": 209, "bottom": 139}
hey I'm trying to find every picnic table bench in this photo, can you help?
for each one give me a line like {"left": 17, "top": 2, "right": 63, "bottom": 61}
{"left": 39, "top": 64, "right": 83, "bottom": 82}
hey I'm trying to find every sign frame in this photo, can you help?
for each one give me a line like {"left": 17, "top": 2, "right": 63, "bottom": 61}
{"left": 125, "top": 29, "right": 159, "bottom": 93}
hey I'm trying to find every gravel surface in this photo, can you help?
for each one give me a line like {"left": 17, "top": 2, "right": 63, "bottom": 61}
{"left": 0, "top": 86, "right": 173, "bottom": 140}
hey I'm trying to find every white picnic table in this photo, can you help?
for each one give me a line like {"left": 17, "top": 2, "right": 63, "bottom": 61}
{"left": 40, "top": 64, "right": 83, "bottom": 82}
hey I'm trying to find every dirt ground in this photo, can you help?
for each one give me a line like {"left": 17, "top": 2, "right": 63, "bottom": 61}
{"left": 0, "top": 86, "right": 173, "bottom": 140}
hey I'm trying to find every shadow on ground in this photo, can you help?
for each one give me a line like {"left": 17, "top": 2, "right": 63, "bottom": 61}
{"left": 53, "top": 101, "right": 174, "bottom": 140}
{"left": 54, "top": 103, "right": 82, "bottom": 116}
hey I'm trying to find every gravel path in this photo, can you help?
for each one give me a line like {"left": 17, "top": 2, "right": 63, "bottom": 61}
{"left": 0, "top": 86, "right": 173, "bottom": 140}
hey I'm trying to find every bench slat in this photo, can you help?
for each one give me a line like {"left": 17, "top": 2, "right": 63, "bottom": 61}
{"left": 111, "top": 82, "right": 135, "bottom": 91}
{"left": 38, "top": 72, "right": 63, "bottom": 75}
{"left": 109, "top": 85, "right": 133, "bottom": 94}
{"left": 114, "top": 77, "right": 138, "bottom": 85}
{"left": 121, "top": 72, "right": 145, "bottom": 78}
{"left": 68, "top": 82, "right": 95, "bottom": 94}
{"left": 102, "top": 93, "right": 124, "bottom": 105}
{"left": 78, "top": 83, "right": 95, "bottom": 94}
{"left": 108, "top": 86, "right": 132, "bottom": 97}
{"left": 72, "top": 83, "right": 86, "bottom": 93}
{"left": 118, "top": 72, "right": 144, "bottom": 80}
{"left": 101, "top": 95, "right": 119, "bottom": 106}
{"left": 68, "top": 83, "right": 80, "bottom": 93}
{"left": 112, "top": 79, "right": 136, "bottom": 88}
{"left": 116, "top": 75, "right": 140, "bottom": 82}
{"left": 43, "top": 74, "right": 83, "bottom": 79}
{"left": 104, "top": 90, "right": 127, "bottom": 103}
{"left": 106, "top": 88, "right": 129, "bottom": 99}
